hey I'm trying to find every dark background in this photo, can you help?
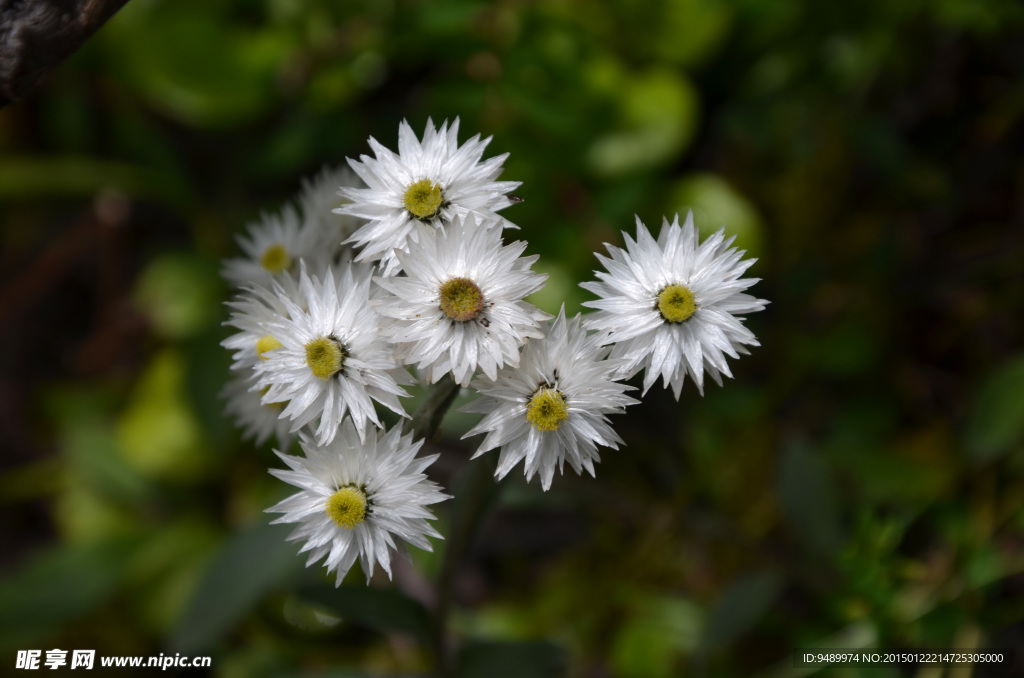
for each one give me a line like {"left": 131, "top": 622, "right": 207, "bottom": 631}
{"left": 2, "top": 0, "right": 1024, "bottom": 676}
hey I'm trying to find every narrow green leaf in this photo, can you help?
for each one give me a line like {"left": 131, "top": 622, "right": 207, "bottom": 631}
{"left": 778, "top": 442, "right": 845, "bottom": 556}
{"left": 964, "top": 354, "right": 1024, "bottom": 463}
{"left": 610, "top": 595, "right": 702, "bottom": 678}
{"left": 296, "top": 584, "right": 432, "bottom": 645}
{"left": 696, "top": 570, "right": 783, "bottom": 657}
{"left": 170, "top": 521, "right": 302, "bottom": 652}
{"left": 0, "top": 156, "right": 190, "bottom": 204}
{"left": 0, "top": 540, "right": 136, "bottom": 648}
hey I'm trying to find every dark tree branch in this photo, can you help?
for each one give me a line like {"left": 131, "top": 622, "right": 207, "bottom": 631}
{"left": 0, "top": 0, "right": 130, "bottom": 108}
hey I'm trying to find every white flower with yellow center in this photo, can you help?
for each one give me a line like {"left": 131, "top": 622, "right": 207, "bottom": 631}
{"left": 221, "top": 272, "right": 301, "bottom": 374}
{"left": 580, "top": 211, "right": 768, "bottom": 399}
{"left": 462, "top": 308, "right": 637, "bottom": 491}
{"left": 253, "top": 262, "right": 411, "bottom": 446}
{"left": 336, "top": 118, "right": 521, "bottom": 275}
{"left": 267, "top": 421, "right": 448, "bottom": 585}
{"left": 222, "top": 203, "right": 338, "bottom": 289}
{"left": 297, "top": 165, "right": 367, "bottom": 260}
{"left": 221, "top": 373, "right": 295, "bottom": 448}
{"left": 372, "top": 213, "right": 549, "bottom": 386}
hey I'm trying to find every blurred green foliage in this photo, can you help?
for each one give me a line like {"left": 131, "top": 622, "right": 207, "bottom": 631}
{"left": 2, "top": 0, "right": 1024, "bottom": 676}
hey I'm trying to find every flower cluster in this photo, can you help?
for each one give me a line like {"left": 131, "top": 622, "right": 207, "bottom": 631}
{"left": 219, "top": 120, "right": 767, "bottom": 585}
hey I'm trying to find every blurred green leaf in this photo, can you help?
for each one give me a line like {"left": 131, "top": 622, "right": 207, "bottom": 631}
{"left": 457, "top": 639, "right": 567, "bottom": 678}
{"left": 0, "top": 156, "right": 189, "bottom": 204}
{"left": 0, "top": 541, "right": 137, "bottom": 649}
{"left": 171, "top": 521, "right": 302, "bottom": 652}
{"left": 668, "top": 173, "right": 765, "bottom": 258}
{"left": 41, "top": 384, "right": 150, "bottom": 509}
{"left": 587, "top": 68, "right": 699, "bottom": 175}
{"left": 64, "top": 420, "right": 150, "bottom": 505}
{"left": 45, "top": 384, "right": 145, "bottom": 542}
{"left": 931, "top": 0, "right": 1024, "bottom": 34}
{"left": 414, "top": 1, "right": 480, "bottom": 36}
{"left": 276, "top": 673, "right": 428, "bottom": 678}
{"left": 218, "top": 648, "right": 296, "bottom": 678}
{"left": 276, "top": 672, "right": 412, "bottom": 678}
{"left": 653, "top": 0, "right": 733, "bottom": 66}
{"left": 610, "top": 595, "right": 702, "bottom": 678}
{"left": 307, "top": 64, "right": 359, "bottom": 112}
{"left": 183, "top": 328, "right": 234, "bottom": 448}
{"left": 525, "top": 261, "right": 584, "bottom": 317}
{"left": 833, "top": 448, "right": 952, "bottom": 505}
{"left": 134, "top": 253, "right": 224, "bottom": 340}
{"left": 778, "top": 442, "right": 845, "bottom": 556}
{"left": 965, "top": 544, "right": 1005, "bottom": 590}
{"left": 105, "top": 0, "right": 291, "bottom": 127}
{"left": 964, "top": 354, "right": 1024, "bottom": 463}
{"left": 116, "top": 349, "right": 213, "bottom": 480}
{"left": 129, "top": 520, "right": 223, "bottom": 633}
{"left": 296, "top": 583, "right": 432, "bottom": 644}
{"left": 53, "top": 483, "right": 141, "bottom": 545}
{"left": 695, "top": 570, "right": 783, "bottom": 658}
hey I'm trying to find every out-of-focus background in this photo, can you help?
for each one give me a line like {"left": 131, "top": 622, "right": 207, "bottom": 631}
{"left": 3, "top": 0, "right": 1024, "bottom": 676}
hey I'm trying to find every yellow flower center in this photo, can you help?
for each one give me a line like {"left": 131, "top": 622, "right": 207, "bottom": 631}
{"left": 325, "top": 486, "right": 367, "bottom": 529}
{"left": 260, "top": 244, "right": 292, "bottom": 273}
{"left": 255, "top": 334, "right": 283, "bottom": 360}
{"left": 526, "top": 388, "right": 569, "bottom": 432}
{"left": 403, "top": 178, "right": 444, "bottom": 219}
{"left": 657, "top": 284, "right": 697, "bottom": 323}
{"left": 304, "top": 336, "right": 345, "bottom": 380}
{"left": 438, "top": 277, "right": 485, "bottom": 322}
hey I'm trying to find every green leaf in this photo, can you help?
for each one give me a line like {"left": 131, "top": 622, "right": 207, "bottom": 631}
{"left": 0, "top": 540, "right": 136, "bottom": 649}
{"left": 587, "top": 68, "right": 699, "bottom": 175}
{"left": 133, "top": 254, "right": 224, "bottom": 341}
{"left": 170, "top": 521, "right": 302, "bottom": 652}
{"left": 103, "top": 0, "right": 290, "bottom": 128}
{"left": 965, "top": 544, "right": 1005, "bottom": 590}
{"left": 610, "top": 595, "right": 702, "bottom": 678}
{"left": 0, "top": 156, "right": 190, "bottom": 204}
{"left": 667, "top": 173, "right": 765, "bottom": 259}
{"left": 778, "top": 442, "right": 845, "bottom": 556}
{"left": 832, "top": 445, "right": 953, "bottom": 505}
{"left": 457, "top": 639, "right": 568, "bottom": 678}
{"left": 43, "top": 384, "right": 151, "bottom": 508}
{"left": 295, "top": 584, "right": 432, "bottom": 644}
{"left": 525, "top": 261, "right": 584, "bottom": 318}
{"left": 115, "top": 349, "right": 213, "bottom": 481}
{"left": 652, "top": 0, "right": 733, "bottom": 67}
{"left": 695, "top": 570, "right": 783, "bottom": 657}
{"left": 964, "top": 354, "right": 1024, "bottom": 463}
{"left": 183, "top": 327, "right": 235, "bottom": 449}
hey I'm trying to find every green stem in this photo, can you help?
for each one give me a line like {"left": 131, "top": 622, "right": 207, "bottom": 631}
{"left": 404, "top": 374, "right": 461, "bottom": 441}
{"left": 433, "top": 454, "right": 502, "bottom": 676}
{"left": 403, "top": 375, "right": 503, "bottom": 677}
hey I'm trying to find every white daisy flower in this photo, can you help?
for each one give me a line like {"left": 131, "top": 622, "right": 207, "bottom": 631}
{"left": 222, "top": 203, "right": 338, "bottom": 288}
{"left": 462, "top": 307, "right": 637, "bottom": 491}
{"left": 254, "top": 261, "right": 412, "bottom": 446}
{"left": 296, "top": 165, "right": 366, "bottom": 259}
{"left": 580, "top": 211, "right": 768, "bottom": 398}
{"left": 336, "top": 117, "right": 522, "bottom": 275}
{"left": 267, "top": 420, "right": 448, "bottom": 585}
{"left": 221, "top": 272, "right": 301, "bottom": 374}
{"left": 372, "top": 213, "right": 550, "bottom": 387}
{"left": 221, "top": 373, "right": 296, "bottom": 449}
